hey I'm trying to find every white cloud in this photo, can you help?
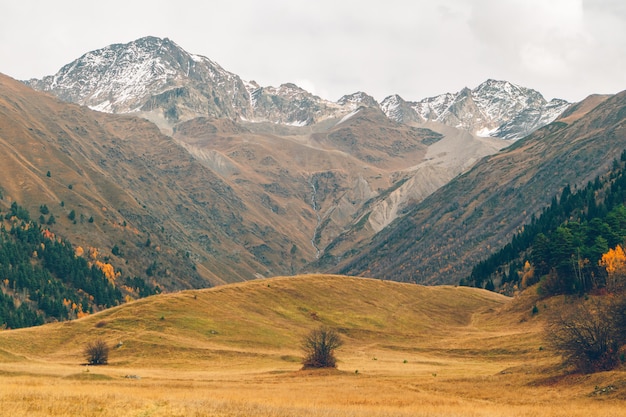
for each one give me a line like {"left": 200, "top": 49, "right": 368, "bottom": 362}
{"left": 1, "top": 0, "right": 624, "bottom": 103}
{"left": 520, "top": 44, "right": 570, "bottom": 77}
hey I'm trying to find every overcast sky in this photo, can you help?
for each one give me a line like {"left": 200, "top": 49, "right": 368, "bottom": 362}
{"left": 1, "top": 0, "right": 625, "bottom": 103}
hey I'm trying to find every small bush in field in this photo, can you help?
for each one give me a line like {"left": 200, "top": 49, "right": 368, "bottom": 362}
{"left": 301, "top": 327, "right": 343, "bottom": 369}
{"left": 84, "top": 339, "right": 109, "bottom": 365}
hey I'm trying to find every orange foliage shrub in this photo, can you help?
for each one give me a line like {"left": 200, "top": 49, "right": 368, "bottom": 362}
{"left": 88, "top": 247, "right": 99, "bottom": 260}
{"left": 41, "top": 229, "right": 55, "bottom": 241}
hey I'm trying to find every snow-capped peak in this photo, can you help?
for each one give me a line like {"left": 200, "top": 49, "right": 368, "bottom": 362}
{"left": 25, "top": 36, "right": 247, "bottom": 119}
{"left": 24, "top": 36, "right": 570, "bottom": 137}
{"left": 337, "top": 91, "right": 379, "bottom": 110}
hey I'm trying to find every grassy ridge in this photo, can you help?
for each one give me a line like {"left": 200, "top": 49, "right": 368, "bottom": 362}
{"left": 0, "top": 275, "right": 508, "bottom": 365}
{"left": 1, "top": 275, "right": 625, "bottom": 417}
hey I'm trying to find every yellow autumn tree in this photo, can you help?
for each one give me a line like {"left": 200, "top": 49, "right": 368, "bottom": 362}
{"left": 519, "top": 261, "right": 536, "bottom": 288}
{"left": 599, "top": 245, "right": 626, "bottom": 292}
{"left": 95, "top": 261, "right": 117, "bottom": 283}
{"left": 76, "top": 303, "right": 89, "bottom": 319}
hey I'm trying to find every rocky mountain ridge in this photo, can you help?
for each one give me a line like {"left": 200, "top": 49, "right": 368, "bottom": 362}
{"left": 25, "top": 36, "right": 568, "bottom": 139}
{"left": 383, "top": 80, "right": 570, "bottom": 140}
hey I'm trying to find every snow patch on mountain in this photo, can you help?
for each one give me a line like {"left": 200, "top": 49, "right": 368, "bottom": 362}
{"left": 337, "top": 92, "right": 379, "bottom": 111}
{"left": 380, "top": 80, "right": 570, "bottom": 139}
{"left": 413, "top": 92, "right": 456, "bottom": 121}
{"left": 475, "top": 127, "right": 498, "bottom": 137}
{"left": 335, "top": 108, "right": 361, "bottom": 126}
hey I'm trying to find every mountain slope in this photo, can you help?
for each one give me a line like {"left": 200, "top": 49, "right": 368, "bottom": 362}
{"left": 0, "top": 72, "right": 310, "bottom": 288}
{"left": 173, "top": 106, "right": 505, "bottom": 260}
{"left": 465, "top": 155, "right": 626, "bottom": 294}
{"left": 7, "top": 72, "right": 505, "bottom": 285}
{"left": 333, "top": 91, "right": 626, "bottom": 284}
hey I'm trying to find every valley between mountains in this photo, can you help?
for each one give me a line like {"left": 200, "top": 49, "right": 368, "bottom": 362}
{"left": 4, "top": 36, "right": 595, "bottom": 291}
{"left": 1, "top": 35, "right": 626, "bottom": 416}
{"left": 0, "top": 34, "right": 625, "bottom": 323}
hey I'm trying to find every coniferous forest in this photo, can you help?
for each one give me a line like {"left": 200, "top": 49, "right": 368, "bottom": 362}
{"left": 464, "top": 150, "right": 626, "bottom": 296}
{"left": 0, "top": 202, "right": 158, "bottom": 328}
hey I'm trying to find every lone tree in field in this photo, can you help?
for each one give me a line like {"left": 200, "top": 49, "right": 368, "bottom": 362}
{"left": 84, "top": 338, "right": 109, "bottom": 365}
{"left": 301, "top": 327, "right": 343, "bottom": 369}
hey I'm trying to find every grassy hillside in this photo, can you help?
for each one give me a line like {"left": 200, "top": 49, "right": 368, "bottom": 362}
{"left": 0, "top": 275, "right": 509, "bottom": 363}
{"left": 1, "top": 274, "right": 624, "bottom": 416}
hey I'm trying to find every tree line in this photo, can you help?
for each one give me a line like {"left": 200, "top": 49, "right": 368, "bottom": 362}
{"left": 463, "top": 150, "right": 626, "bottom": 297}
{"left": 0, "top": 202, "right": 157, "bottom": 328}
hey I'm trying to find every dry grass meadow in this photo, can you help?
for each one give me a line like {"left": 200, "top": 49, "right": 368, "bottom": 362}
{"left": 1, "top": 275, "right": 625, "bottom": 416}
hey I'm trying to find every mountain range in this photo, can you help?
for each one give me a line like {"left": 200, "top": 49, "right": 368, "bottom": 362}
{"left": 4, "top": 35, "right": 624, "bottom": 292}
{"left": 25, "top": 36, "right": 569, "bottom": 139}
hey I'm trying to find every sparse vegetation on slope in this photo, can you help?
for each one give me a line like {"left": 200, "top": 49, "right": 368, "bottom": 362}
{"left": 0, "top": 73, "right": 206, "bottom": 289}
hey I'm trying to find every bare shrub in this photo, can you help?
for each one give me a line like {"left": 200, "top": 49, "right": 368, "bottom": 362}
{"left": 547, "top": 298, "right": 626, "bottom": 373}
{"left": 301, "top": 327, "right": 343, "bottom": 369}
{"left": 84, "top": 338, "right": 109, "bottom": 365}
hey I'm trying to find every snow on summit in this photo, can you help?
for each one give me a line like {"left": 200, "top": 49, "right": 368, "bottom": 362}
{"left": 23, "top": 37, "right": 570, "bottom": 138}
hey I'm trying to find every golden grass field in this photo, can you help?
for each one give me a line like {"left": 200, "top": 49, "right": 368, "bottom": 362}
{"left": 1, "top": 274, "right": 624, "bottom": 416}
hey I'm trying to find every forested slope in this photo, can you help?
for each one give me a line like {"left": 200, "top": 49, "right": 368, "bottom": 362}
{"left": 465, "top": 150, "right": 626, "bottom": 295}
{"left": 0, "top": 202, "right": 157, "bottom": 328}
